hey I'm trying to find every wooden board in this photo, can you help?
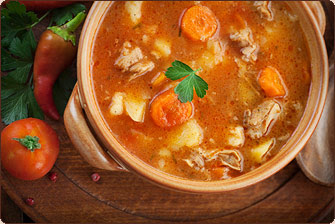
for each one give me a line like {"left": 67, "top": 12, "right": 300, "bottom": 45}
{"left": 1, "top": 119, "right": 334, "bottom": 223}
{"left": 1, "top": 2, "right": 334, "bottom": 223}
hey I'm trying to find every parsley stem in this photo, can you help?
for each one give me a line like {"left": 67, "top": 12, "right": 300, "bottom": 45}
{"left": 29, "top": 10, "right": 51, "bottom": 29}
{"left": 28, "top": 71, "right": 34, "bottom": 86}
{"left": 193, "top": 68, "right": 201, "bottom": 74}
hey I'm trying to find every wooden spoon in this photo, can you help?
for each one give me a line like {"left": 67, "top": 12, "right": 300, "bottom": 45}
{"left": 296, "top": 2, "right": 334, "bottom": 187}
{"left": 296, "top": 62, "right": 334, "bottom": 186}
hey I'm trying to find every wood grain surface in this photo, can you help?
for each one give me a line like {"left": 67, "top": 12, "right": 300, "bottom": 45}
{"left": 1, "top": 119, "right": 334, "bottom": 223}
{"left": 1, "top": 1, "right": 334, "bottom": 223}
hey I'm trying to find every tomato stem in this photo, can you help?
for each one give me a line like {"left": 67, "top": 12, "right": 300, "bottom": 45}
{"left": 13, "top": 136, "right": 41, "bottom": 152}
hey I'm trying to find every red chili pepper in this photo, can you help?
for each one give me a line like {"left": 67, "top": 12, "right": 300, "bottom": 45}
{"left": 33, "top": 12, "right": 86, "bottom": 120}
{"left": 4, "top": 1, "right": 74, "bottom": 11}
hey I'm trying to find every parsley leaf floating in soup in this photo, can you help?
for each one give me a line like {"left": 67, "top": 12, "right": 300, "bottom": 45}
{"left": 165, "top": 60, "right": 208, "bottom": 103}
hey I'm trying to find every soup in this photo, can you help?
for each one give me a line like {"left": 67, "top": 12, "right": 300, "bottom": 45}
{"left": 91, "top": 1, "right": 311, "bottom": 181}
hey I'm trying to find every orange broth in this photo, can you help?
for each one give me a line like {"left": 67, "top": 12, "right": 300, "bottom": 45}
{"left": 91, "top": 1, "right": 311, "bottom": 180}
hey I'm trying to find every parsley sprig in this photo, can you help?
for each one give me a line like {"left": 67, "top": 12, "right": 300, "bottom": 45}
{"left": 1, "top": 1, "right": 84, "bottom": 125}
{"left": 50, "top": 3, "right": 86, "bottom": 26}
{"left": 1, "top": 30, "right": 44, "bottom": 124}
{"left": 1, "top": 1, "right": 40, "bottom": 47}
{"left": 165, "top": 60, "right": 208, "bottom": 103}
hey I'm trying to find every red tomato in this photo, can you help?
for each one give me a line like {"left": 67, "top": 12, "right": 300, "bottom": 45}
{"left": 1, "top": 118, "right": 59, "bottom": 180}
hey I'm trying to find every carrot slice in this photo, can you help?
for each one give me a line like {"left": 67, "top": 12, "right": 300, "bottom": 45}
{"left": 181, "top": 5, "right": 218, "bottom": 41}
{"left": 258, "top": 66, "right": 287, "bottom": 97}
{"left": 150, "top": 89, "right": 193, "bottom": 128}
{"left": 211, "top": 167, "right": 226, "bottom": 179}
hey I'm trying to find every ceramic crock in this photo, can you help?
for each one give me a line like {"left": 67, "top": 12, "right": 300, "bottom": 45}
{"left": 64, "top": 1, "right": 329, "bottom": 193}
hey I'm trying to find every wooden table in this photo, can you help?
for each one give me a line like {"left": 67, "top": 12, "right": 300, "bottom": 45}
{"left": 1, "top": 119, "right": 333, "bottom": 223}
{"left": 1, "top": 1, "right": 334, "bottom": 223}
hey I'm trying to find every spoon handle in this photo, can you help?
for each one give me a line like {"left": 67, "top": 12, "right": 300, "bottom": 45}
{"left": 296, "top": 63, "right": 334, "bottom": 186}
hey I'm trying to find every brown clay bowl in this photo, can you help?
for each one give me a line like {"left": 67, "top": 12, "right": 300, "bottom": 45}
{"left": 64, "top": 1, "right": 329, "bottom": 193}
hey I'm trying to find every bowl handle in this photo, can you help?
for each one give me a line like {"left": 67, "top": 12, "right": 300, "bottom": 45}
{"left": 64, "top": 84, "right": 125, "bottom": 171}
{"left": 306, "top": 1, "right": 326, "bottom": 35}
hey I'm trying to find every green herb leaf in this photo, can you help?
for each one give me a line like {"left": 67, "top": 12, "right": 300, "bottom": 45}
{"left": 9, "top": 36, "right": 35, "bottom": 61}
{"left": 1, "top": 27, "right": 44, "bottom": 124}
{"left": 1, "top": 1, "right": 39, "bottom": 47}
{"left": 192, "top": 75, "right": 208, "bottom": 98}
{"left": 165, "top": 60, "right": 195, "bottom": 80}
{"left": 1, "top": 86, "right": 29, "bottom": 125}
{"left": 165, "top": 60, "right": 208, "bottom": 103}
{"left": 27, "top": 88, "right": 45, "bottom": 120}
{"left": 1, "top": 47, "right": 29, "bottom": 72}
{"left": 53, "top": 69, "right": 77, "bottom": 116}
{"left": 50, "top": 3, "right": 86, "bottom": 26}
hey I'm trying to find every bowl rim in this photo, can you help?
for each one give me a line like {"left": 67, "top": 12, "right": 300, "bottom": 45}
{"left": 77, "top": 1, "right": 329, "bottom": 193}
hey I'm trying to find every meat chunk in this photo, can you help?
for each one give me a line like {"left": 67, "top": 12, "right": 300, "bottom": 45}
{"left": 184, "top": 148, "right": 205, "bottom": 169}
{"left": 230, "top": 27, "right": 258, "bottom": 62}
{"left": 206, "top": 149, "right": 242, "bottom": 171}
{"left": 115, "top": 41, "right": 155, "bottom": 81}
{"left": 184, "top": 148, "right": 242, "bottom": 171}
{"left": 129, "top": 61, "right": 155, "bottom": 81}
{"left": 115, "top": 42, "right": 143, "bottom": 72}
{"left": 243, "top": 100, "right": 281, "bottom": 139}
{"left": 254, "top": 1, "right": 273, "bottom": 21}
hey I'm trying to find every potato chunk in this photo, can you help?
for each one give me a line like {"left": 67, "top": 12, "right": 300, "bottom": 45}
{"left": 159, "top": 148, "right": 171, "bottom": 157}
{"left": 169, "top": 119, "right": 203, "bottom": 150}
{"left": 109, "top": 92, "right": 125, "bottom": 115}
{"left": 226, "top": 125, "right": 245, "bottom": 148}
{"left": 250, "top": 138, "right": 275, "bottom": 163}
{"left": 125, "top": 1, "right": 143, "bottom": 25}
{"left": 151, "top": 38, "right": 171, "bottom": 59}
{"left": 198, "top": 39, "right": 225, "bottom": 69}
{"left": 124, "top": 95, "right": 147, "bottom": 122}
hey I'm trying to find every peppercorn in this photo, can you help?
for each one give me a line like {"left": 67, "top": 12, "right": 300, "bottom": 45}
{"left": 25, "top": 198, "right": 34, "bottom": 206}
{"left": 48, "top": 172, "right": 58, "bottom": 182}
{"left": 91, "top": 173, "right": 100, "bottom": 182}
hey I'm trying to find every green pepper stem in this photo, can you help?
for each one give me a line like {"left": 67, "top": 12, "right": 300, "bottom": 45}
{"left": 48, "top": 11, "right": 86, "bottom": 46}
{"left": 63, "top": 12, "right": 86, "bottom": 33}
{"left": 13, "top": 136, "right": 41, "bottom": 152}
